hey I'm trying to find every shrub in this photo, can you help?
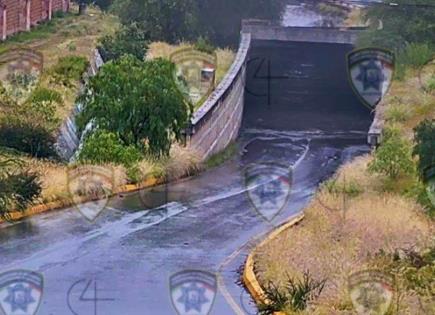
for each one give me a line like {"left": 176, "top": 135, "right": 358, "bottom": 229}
{"left": 323, "top": 177, "right": 363, "bottom": 198}
{"left": 24, "top": 87, "right": 63, "bottom": 128}
{"left": 406, "top": 180, "right": 435, "bottom": 218}
{"left": 194, "top": 36, "right": 215, "bottom": 55}
{"left": 385, "top": 103, "right": 412, "bottom": 123}
{"left": 368, "top": 129, "right": 414, "bottom": 179}
{"left": 370, "top": 246, "right": 435, "bottom": 311}
{"left": 426, "top": 75, "right": 435, "bottom": 92}
{"left": 413, "top": 119, "right": 435, "bottom": 179}
{"left": 50, "top": 55, "right": 89, "bottom": 86}
{"left": 28, "top": 87, "right": 63, "bottom": 105}
{"left": 258, "top": 271, "right": 327, "bottom": 314}
{"left": 98, "top": 23, "right": 148, "bottom": 62}
{"left": 0, "top": 115, "right": 57, "bottom": 158}
{"left": 78, "top": 130, "right": 143, "bottom": 166}
{"left": 398, "top": 43, "right": 434, "bottom": 69}
{"left": 6, "top": 71, "right": 39, "bottom": 101}
{"left": 0, "top": 156, "right": 41, "bottom": 220}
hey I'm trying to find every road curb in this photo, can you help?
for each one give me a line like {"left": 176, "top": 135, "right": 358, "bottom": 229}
{"left": 242, "top": 213, "right": 305, "bottom": 315}
{"left": 0, "top": 176, "right": 163, "bottom": 224}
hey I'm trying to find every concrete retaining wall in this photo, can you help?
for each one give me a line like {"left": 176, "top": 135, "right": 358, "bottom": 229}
{"left": 242, "top": 20, "right": 362, "bottom": 44}
{"left": 187, "top": 33, "right": 251, "bottom": 159}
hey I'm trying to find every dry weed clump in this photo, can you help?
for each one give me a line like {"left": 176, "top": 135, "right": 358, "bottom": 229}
{"left": 254, "top": 155, "right": 433, "bottom": 314}
{"left": 16, "top": 144, "right": 202, "bottom": 212}
{"left": 165, "top": 144, "right": 203, "bottom": 181}
{"left": 24, "top": 158, "right": 128, "bottom": 205}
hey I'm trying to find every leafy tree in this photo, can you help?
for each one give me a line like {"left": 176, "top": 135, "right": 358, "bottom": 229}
{"left": 413, "top": 119, "right": 435, "bottom": 180}
{"left": 0, "top": 90, "right": 60, "bottom": 158}
{"left": 368, "top": 129, "right": 414, "bottom": 179}
{"left": 78, "top": 130, "right": 142, "bottom": 166}
{"left": 50, "top": 55, "right": 89, "bottom": 87}
{"left": 358, "top": 0, "right": 435, "bottom": 52}
{"left": 77, "top": 55, "right": 191, "bottom": 157}
{"left": 0, "top": 154, "right": 41, "bottom": 220}
{"left": 111, "top": 0, "right": 200, "bottom": 44}
{"left": 110, "top": 0, "right": 286, "bottom": 46}
{"left": 98, "top": 23, "right": 149, "bottom": 62}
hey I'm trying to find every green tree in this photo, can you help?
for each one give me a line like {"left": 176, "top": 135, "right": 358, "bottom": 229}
{"left": 98, "top": 23, "right": 149, "bottom": 62}
{"left": 413, "top": 119, "right": 435, "bottom": 179}
{"left": 77, "top": 55, "right": 191, "bottom": 157}
{"left": 368, "top": 129, "right": 414, "bottom": 179}
{"left": 78, "top": 130, "right": 142, "bottom": 166}
{"left": 0, "top": 154, "right": 41, "bottom": 220}
{"left": 111, "top": 0, "right": 286, "bottom": 46}
{"left": 111, "top": 0, "right": 200, "bottom": 44}
{"left": 359, "top": 0, "right": 435, "bottom": 52}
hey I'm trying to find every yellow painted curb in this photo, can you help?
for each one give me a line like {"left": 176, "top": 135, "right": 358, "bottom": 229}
{"left": 243, "top": 213, "right": 305, "bottom": 315}
{"left": 0, "top": 176, "right": 163, "bottom": 224}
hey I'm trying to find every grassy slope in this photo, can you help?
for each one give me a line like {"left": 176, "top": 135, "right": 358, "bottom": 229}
{"left": 254, "top": 16, "right": 435, "bottom": 315}
{"left": 0, "top": 4, "right": 118, "bottom": 119}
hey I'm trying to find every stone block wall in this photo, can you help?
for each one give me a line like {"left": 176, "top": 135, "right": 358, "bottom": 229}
{"left": 187, "top": 33, "right": 251, "bottom": 160}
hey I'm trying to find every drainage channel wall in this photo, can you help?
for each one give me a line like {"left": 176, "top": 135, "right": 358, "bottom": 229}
{"left": 187, "top": 33, "right": 251, "bottom": 160}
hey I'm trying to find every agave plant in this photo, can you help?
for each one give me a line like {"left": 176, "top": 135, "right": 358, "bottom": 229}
{"left": 258, "top": 271, "right": 327, "bottom": 315}
{"left": 0, "top": 152, "right": 41, "bottom": 221}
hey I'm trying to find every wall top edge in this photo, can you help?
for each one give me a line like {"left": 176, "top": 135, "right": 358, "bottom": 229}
{"left": 191, "top": 33, "right": 251, "bottom": 126}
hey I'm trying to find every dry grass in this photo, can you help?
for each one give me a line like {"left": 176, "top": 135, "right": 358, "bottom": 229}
{"left": 255, "top": 156, "right": 433, "bottom": 314}
{"left": 21, "top": 157, "right": 127, "bottom": 204}
{"left": 344, "top": 8, "right": 367, "bottom": 27}
{"left": 9, "top": 142, "right": 202, "bottom": 210}
{"left": 147, "top": 41, "right": 235, "bottom": 85}
{"left": 22, "top": 5, "right": 118, "bottom": 68}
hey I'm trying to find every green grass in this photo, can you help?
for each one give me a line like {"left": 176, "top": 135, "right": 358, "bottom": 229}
{"left": 205, "top": 142, "right": 238, "bottom": 168}
{"left": 0, "top": 13, "right": 76, "bottom": 48}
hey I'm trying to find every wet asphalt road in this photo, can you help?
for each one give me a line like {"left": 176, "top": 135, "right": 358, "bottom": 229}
{"left": 0, "top": 39, "right": 372, "bottom": 315}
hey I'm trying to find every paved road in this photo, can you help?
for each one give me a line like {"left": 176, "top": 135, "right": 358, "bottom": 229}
{"left": 0, "top": 40, "right": 372, "bottom": 315}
